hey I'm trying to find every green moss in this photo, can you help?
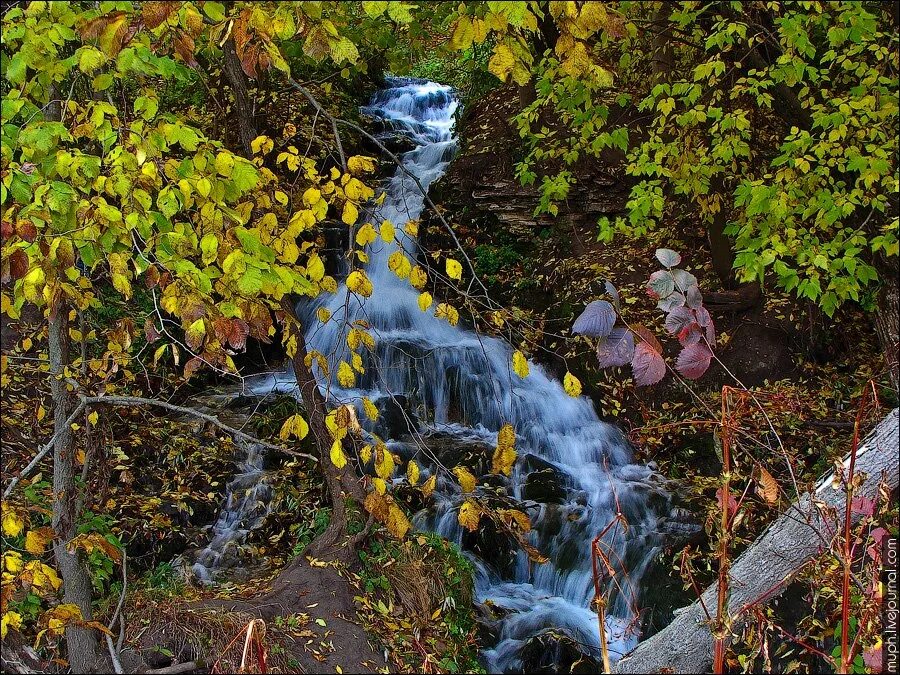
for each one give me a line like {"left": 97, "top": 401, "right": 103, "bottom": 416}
{"left": 358, "top": 532, "right": 484, "bottom": 673}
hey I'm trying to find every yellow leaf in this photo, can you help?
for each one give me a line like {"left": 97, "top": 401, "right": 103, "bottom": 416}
{"left": 251, "top": 135, "right": 273, "bottom": 155}
{"left": 36, "top": 404, "right": 45, "bottom": 422}
{"left": 417, "top": 292, "right": 433, "bottom": 312}
{"left": 409, "top": 266, "right": 427, "bottom": 289}
{"left": 563, "top": 372, "right": 582, "bottom": 397}
{"left": 347, "top": 155, "right": 376, "bottom": 174}
{"left": 342, "top": 201, "right": 359, "bottom": 225}
{"left": 435, "top": 303, "right": 458, "bottom": 325}
{"left": 317, "top": 307, "right": 331, "bottom": 323}
{"left": 25, "top": 528, "right": 52, "bottom": 555}
{"left": 307, "top": 253, "right": 325, "bottom": 282}
{"left": 375, "top": 444, "right": 395, "bottom": 480}
{"left": 421, "top": 474, "right": 436, "bottom": 497}
{"left": 21, "top": 337, "right": 32, "bottom": 351}
{"left": 1, "top": 611, "right": 23, "bottom": 639}
{"left": 387, "top": 503, "right": 410, "bottom": 539}
{"left": 360, "top": 444, "right": 372, "bottom": 464}
{"left": 279, "top": 414, "right": 310, "bottom": 441}
{"left": 355, "top": 222, "right": 377, "bottom": 247}
{"left": 512, "top": 350, "right": 529, "bottom": 378}
{"left": 373, "top": 477, "right": 387, "bottom": 494}
{"left": 499, "top": 508, "right": 531, "bottom": 533}
{"left": 1, "top": 503, "right": 25, "bottom": 537}
{"left": 758, "top": 466, "right": 780, "bottom": 505}
{"left": 87, "top": 410, "right": 99, "bottom": 426}
{"left": 4, "top": 551, "right": 24, "bottom": 573}
{"left": 492, "top": 443, "right": 517, "bottom": 476}
{"left": 453, "top": 466, "right": 477, "bottom": 493}
{"left": 380, "top": 220, "right": 395, "bottom": 242}
{"left": 330, "top": 440, "right": 347, "bottom": 469}
{"left": 347, "top": 270, "right": 373, "bottom": 297}
{"left": 303, "top": 187, "right": 322, "bottom": 207}
{"left": 407, "top": 460, "right": 420, "bottom": 486}
{"left": 337, "top": 361, "right": 356, "bottom": 387}
{"left": 458, "top": 500, "right": 480, "bottom": 531}
{"left": 388, "top": 251, "right": 411, "bottom": 279}
{"left": 446, "top": 258, "right": 462, "bottom": 281}
{"left": 362, "top": 397, "right": 379, "bottom": 421}
{"left": 404, "top": 220, "right": 419, "bottom": 237}
{"left": 498, "top": 423, "right": 516, "bottom": 449}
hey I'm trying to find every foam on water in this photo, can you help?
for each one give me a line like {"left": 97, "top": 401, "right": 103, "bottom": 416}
{"left": 241, "top": 77, "right": 664, "bottom": 671}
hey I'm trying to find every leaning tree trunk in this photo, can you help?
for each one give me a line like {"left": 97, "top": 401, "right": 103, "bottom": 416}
{"left": 281, "top": 299, "right": 364, "bottom": 561}
{"left": 615, "top": 408, "right": 899, "bottom": 674}
{"left": 49, "top": 301, "right": 100, "bottom": 672}
{"left": 222, "top": 33, "right": 257, "bottom": 157}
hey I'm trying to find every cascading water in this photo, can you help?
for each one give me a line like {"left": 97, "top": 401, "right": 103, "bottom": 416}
{"left": 190, "top": 440, "right": 272, "bottom": 584}
{"left": 246, "top": 78, "right": 669, "bottom": 671}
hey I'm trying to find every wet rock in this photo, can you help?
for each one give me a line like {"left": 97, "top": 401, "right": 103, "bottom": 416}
{"left": 420, "top": 432, "right": 493, "bottom": 473}
{"left": 519, "top": 629, "right": 601, "bottom": 674}
{"left": 521, "top": 454, "right": 569, "bottom": 505}
{"left": 462, "top": 514, "right": 516, "bottom": 576}
{"left": 376, "top": 394, "right": 420, "bottom": 438}
{"left": 657, "top": 506, "right": 703, "bottom": 548}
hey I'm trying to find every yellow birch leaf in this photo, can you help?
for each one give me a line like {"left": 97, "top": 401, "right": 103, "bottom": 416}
{"left": 421, "top": 474, "right": 437, "bottom": 497}
{"left": 362, "top": 397, "right": 379, "bottom": 421}
{"left": 446, "top": 258, "right": 462, "bottom": 281}
{"left": 330, "top": 440, "right": 347, "bottom": 469}
{"left": 407, "top": 460, "right": 420, "bottom": 486}
{"left": 492, "top": 444, "right": 517, "bottom": 476}
{"left": 417, "top": 292, "right": 433, "bottom": 312}
{"left": 380, "top": 220, "right": 395, "bottom": 242}
{"left": 453, "top": 466, "right": 477, "bottom": 493}
{"left": 512, "top": 350, "right": 529, "bottom": 378}
{"left": 342, "top": 201, "right": 359, "bottom": 225}
{"left": 1, "top": 504, "right": 24, "bottom": 537}
{"left": 563, "top": 372, "right": 582, "bottom": 397}
{"left": 458, "top": 500, "right": 480, "bottom": 531}
{"left": 347, "top": 270, "right": 373, "bottom": 297}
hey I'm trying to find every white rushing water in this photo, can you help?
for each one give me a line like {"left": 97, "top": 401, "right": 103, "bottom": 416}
{"left": 242, "top": 78, "right": 666, "bottom": 671}
{"left": 191, "top": 440, "right": 272, "bottom": 584}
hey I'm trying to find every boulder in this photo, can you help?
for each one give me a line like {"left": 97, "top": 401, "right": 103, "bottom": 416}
{"left": 519, "top": 629, "right": 602, "bottom": 674}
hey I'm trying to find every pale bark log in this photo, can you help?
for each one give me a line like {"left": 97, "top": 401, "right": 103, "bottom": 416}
{"left": 615, "top": 408, "right": 899, "bottom": 674}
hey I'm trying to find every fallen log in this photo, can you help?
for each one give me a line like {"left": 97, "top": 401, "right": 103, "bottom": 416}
{"left": 615, "top": 408, "right": 899, "bottom": 674}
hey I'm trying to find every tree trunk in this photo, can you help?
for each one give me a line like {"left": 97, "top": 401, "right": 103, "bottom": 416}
{"left": 650, "top": 2, "right": 675, "bottom": 83}
{"left": 222, "top": 34, "right": 257, "bottom": 157}
{"left": 708, "top": 206, "right": 736, "bottom": 288}
{"left": 49, "top": 301, "right": 100, "bottom": 673}
{"left": 874, "top": 254, "right": 899, "bottom": 392}
{"left": 281, "top": 300, "right": 364, "bottom": 561}
{"left": 614, "top": 408, "right": 900, "bottom": 674}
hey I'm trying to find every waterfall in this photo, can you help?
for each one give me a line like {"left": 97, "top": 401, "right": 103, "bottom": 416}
{"left": 245, "top": 78, "right": 666, "bottom": 671}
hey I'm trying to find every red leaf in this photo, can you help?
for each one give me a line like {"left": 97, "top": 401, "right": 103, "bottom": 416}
{"left": 183, "top": 356, "right": 203, "bottom": 380}
{"left": 664, "top": 306, "right": 695, "bottom": 336}
{"left": 632, "top": 324, "right": 662, "bottom": 354}
{"left": 717, "top": 488, "right": 738, "bottom": 517}
{"left": 144, "top": 318, "right": 161, "bottom": 343}
{"left": 227, "top": 318, "right": 250, "bottom": 350}
{"left": 9, "top": 249, "right": 28, "bottom": 280}
{"left": 676, "top": 342, "right": 712, "bottom": 379}
{"left": 1, "top": 220, "right": 13, "bottom": 240}
{"left": 632, "top": 342, "right": 666, "bottom": 386}
{"left": 851, "top": 496, "right": 875, "bottom": 516}
{"left": 17, "top": 221, "right": 37, "bottom": 242}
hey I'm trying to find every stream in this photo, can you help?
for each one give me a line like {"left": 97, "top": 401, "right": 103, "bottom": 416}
{"left": 193, "top": 78, "right": 674, "bottom": 672}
